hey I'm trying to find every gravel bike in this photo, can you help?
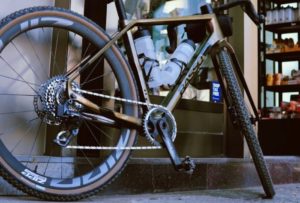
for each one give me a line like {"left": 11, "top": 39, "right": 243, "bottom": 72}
{"left": 0, "top": 0, "right": 275, "bottom": 201}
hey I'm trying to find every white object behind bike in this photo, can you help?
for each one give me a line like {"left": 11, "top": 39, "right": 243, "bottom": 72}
{"left": 134, "top": 29, "right": 196, "bottom": 89}
{"left": 134, "top": 29, "right": 160, "bottom": 80}
{"left": 149, "top": 39, "right": 196, "bottom": 89}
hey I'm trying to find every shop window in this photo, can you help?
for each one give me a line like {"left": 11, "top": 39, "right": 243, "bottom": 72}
{"left": 124, "top": 0, "right": 218, "bottom": 102}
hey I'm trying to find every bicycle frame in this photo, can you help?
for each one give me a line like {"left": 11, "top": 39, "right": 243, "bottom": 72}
{"left": 0, "top": 1, "right": 276, "bottom": 199}
{"left": 66, "top": 13, "right": 221, "bottom": 128}
{"left": 66, "top": 0, "right": 259, "bottom": 129}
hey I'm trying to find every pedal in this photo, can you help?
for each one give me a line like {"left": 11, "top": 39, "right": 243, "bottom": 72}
{"left": 157, "top": 119, "right": 196, "bottom": 174}
{"left": 178, "top": 156, "right": 196, "bottom": 174}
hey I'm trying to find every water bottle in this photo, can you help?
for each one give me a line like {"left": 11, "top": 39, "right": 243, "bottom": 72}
{"left": 133, "top": 28, "right": 160, "bottom": 81}
{"left": 272, "top": 9, "right": 279, "bottom": 23}
{"left": 278, "top": 7, "right": 285, "bottom": 23}
{"left": 266, "top": 10, "right": 273, "bottom": 25}
{"left": 149, "top": 39, "right": 195, "bottom": 89}
{"left": 284, "top": 6, "right": 294, "bottom": 22}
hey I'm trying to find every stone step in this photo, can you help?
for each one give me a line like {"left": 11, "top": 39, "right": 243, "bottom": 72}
{"left": 104, "top": 156, "right": 300, "bottom": 194}
{"left": 0, "top": 156, "right": 299, "bottom": 196}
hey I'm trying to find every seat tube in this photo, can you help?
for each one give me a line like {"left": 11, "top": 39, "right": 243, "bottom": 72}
{"left": 114, "top": 0, "right": 128, "bottom": 23}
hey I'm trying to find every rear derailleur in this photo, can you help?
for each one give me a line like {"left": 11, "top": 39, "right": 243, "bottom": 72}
{"left": 53, "top": 126, "right": 79, "bottom": 147}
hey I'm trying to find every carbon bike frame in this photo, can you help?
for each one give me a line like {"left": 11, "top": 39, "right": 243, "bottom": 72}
{"left": 66, "top": 0, "right": 259, "bottom": 130}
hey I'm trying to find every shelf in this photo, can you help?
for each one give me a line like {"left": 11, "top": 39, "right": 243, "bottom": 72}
{"left": 260, "top": 117, "right": 300, "bottom": 121}
{"left": 259, "top": 118, "right": 300, "bottom": 155}
{"left": 149, "top": 95, "right": 223, "bottom": 113}
{"left": 265, "top": 51, "right": 300, "bottom": 61}
{"left": 268, "top": 0, "right": 299, "bottom": 4}
{"left": 259, "top": 0, "right": 300, "bottom": 156}
{"left": 264, "top": 84, "right": 300, "bottom": 92}
{"left": 265, "top": 21, "right": 300, "bottom": 33}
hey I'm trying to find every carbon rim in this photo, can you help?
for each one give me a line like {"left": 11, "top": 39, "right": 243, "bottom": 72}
{"left": 0, "top": 7, "right": 138, "bottom": 194}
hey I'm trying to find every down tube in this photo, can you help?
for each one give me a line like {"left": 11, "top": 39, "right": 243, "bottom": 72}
{"left": 161, "top": 39, "right": 212, "bottom": 111}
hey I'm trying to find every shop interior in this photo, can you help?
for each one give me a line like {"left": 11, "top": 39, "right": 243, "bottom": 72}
{"left": 0, "top": 0, "right": 299, "bottom": 200}
{"left": 0, "top": 0, "right": 298, "bottom": 159}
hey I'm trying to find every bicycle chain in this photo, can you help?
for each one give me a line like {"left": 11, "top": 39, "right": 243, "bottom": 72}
{"left": 66, "top": 88, "right": 168, "bottom": 150}
{"left": 74, "top": 88, "right": 163, "bottom": 109}
{"left": 66, "top": 145, "right": 162, "bottom": 150}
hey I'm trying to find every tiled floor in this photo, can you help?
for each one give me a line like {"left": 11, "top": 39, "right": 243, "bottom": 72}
{"left": 0, "top": 183, "right": 299, "bottom": 203}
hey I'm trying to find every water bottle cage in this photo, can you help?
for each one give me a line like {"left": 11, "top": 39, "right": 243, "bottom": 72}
{"left": 160, "top": 58, "right": 187, "bottom": 90}
{"left": 138, "top": 53, "right": 159, "bottom": 82}
{"left": 170, "top": 58, "right": 187, "bottom": 74}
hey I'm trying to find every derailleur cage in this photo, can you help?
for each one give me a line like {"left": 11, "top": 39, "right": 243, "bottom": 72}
{"left": 53, "top": 128, "right": 79, "bottom": 147}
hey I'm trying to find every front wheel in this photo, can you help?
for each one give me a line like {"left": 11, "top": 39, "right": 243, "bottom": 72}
{"left": 0, "top": 7, "right": 139, "bottom": 201}
{"left": 216, "top": 49, "right": 275, "bottom": 198}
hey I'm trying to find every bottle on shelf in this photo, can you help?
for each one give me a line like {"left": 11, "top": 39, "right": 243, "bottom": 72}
{"left": 265, "top": 6, "right": 296, "bottom": 25}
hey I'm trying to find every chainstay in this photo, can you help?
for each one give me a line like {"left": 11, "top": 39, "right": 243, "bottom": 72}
{"left": 72, "top": 88, "right": 167, "bottom": 150}
{"left": 74, "top": 88, "right": 166, "bottom": 109}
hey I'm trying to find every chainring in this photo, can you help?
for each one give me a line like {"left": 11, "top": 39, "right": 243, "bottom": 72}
{"left": 143, "top": 107, "right": 177, "bottom": 146}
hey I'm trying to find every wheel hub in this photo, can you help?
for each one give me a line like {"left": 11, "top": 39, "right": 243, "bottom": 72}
{"left": 34, "top": 76, "right": 82, "bottom": 125}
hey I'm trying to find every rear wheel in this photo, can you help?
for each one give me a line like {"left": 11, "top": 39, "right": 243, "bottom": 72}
{"left": 217, "top": 48, "right": 275, "bottom": 198}
{"left": 0, "top": 7, "right": 139, "bottom": 201}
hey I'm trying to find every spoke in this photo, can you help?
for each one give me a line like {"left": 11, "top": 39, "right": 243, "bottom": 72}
{"left": 66, "top": 42, "right": 92, "bottom": 81}
{"left": 0, "top": 117, "right": 39, "bottom": 137}
{"left": 11, "top": 42, "right": 43, "bottom": 83}
{"left": 0, "top": 56, "right": 38, "bottom": 94}
{"left": 74, "top": 158, "right": 82, "bottom": 177}
{"left": 0, "top": 74, "right": 40, "bottom": 87}
{"left": 87, "top": 121, "right": 114, "bottom": 141}
{"left": 80, "top": 88, "right": 105, "bottom": 93}
{"left": 0, "top": 93, "right": 37, "bottom": 97}
{"left": 42, "top": 144, "right": 55, "bottom": 176}
{"left": 52, "top": 30, "right": 61, "bottom": 76}
{"left": 25, "top": 121, "right": 43, "bottom": 168}
{"left": 60, "top": 150, "right": 62, "bottom": 179}
{"left": 67, "top": 33, "right": 77, "bottom": 63}
{"left": 65, "top": 53, "right": 105, "bottom": 83}
{"left": 65, "top": 54, "right": 92, "bottom": 77}
{"left": 82, "top": 43, "right": 92, "bottom": 58}
{"left": 81, "top": 55, "right": 105, "bottom": 85}
{"left": 83, "top": 120, "right": 102, "bottom": 147}
{"left": 25, "top": 32, "right": 49, "bottom": 79}
{"left": 43, "top": 27, "right": 60, "bottom": 76}
{"left": 10, "top": 119, "right": 39, "bottom": 153}
{"left": 0, "top": 110, "right": 35, "bottom": 115}
{"left": 81, "top": 70, "right": 113, "bottom": 87}
{"left": 78, "top": 148, "right": 95, "bottom": 170}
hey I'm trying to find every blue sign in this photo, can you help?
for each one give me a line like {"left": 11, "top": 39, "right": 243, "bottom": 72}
{"left": 211, "top": 81, "right": 222, "bottom": 103}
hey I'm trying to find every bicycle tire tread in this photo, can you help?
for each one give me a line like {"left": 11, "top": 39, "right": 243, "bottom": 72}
{"left": 217, "top": 49, "right": 275, "bottom": 198}
{"left": 0, "top": 6, "right": 137, "bottom": 201}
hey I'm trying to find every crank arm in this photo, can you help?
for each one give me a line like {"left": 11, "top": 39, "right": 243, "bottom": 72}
{"left": 71, "top": 93, "right": 142, "bottom": 129}
{"left": 157, "top": 119, "right": 195, "bottom": 174}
